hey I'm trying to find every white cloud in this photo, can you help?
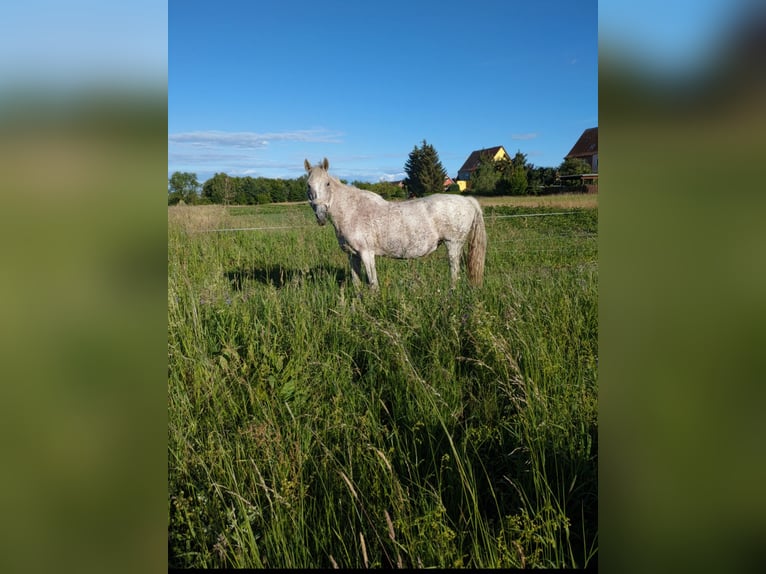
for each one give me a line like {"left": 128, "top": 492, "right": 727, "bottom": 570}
{"left": 511, "top": 132, "right": 538, "bottom": 141}
{"left": 168, "top": 151, "right": 253, "bottom": 163}
{"left": 168, "top": 128, "right": 344, "bottom": 149}
{"left": 379, "top": 172, "right": 406, "bottom": 182}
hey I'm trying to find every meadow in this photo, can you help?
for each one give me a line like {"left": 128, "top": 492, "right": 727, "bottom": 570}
{"left": 168, "top": 195, "right": 598, "bottom": 568}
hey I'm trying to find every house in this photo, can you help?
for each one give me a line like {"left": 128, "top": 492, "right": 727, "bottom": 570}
{"left": 562, "top": 127, "right": 598, "bottom": 192}
{"left": 455, "top": 145, "right": 510, "bottom": 191}
{"left": 443, "top": 176, "right": 455, "bottom": 190}
{"left": 565, "top": 127, "right": 598, "bottom": 173}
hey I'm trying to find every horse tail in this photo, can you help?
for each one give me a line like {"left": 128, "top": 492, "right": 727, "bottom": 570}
{"left": 466, "top": 200, "right": 487, "bottom": 286}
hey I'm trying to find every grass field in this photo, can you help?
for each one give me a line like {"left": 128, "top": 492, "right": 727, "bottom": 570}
{"left": 168, "top": 195, "right": 598, "bottom": 568}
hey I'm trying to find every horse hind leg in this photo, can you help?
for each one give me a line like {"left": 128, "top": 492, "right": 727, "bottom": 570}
{"left": 360, "top": 251, "right": 379, "bottom": 289}
{"left": 348, "top": 253, "right": 363, "bottom": 287}
{"left": 445, "top": 240, "right": 464, "bottom": 286}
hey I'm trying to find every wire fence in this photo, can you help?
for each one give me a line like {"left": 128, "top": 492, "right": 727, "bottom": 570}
{"left": 487, "top": 211, "right": 582, "bottom": 219}
{"left": 196, "top": 210, "right": 589, "bottom": 234}
{"left": 178, "top": 209, "right": 598, "bottom": 278}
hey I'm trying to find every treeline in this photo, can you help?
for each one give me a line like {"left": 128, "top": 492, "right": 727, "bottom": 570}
{"left": 167, "top": 172, "right": 306, "bottom": 205}
{"left": 168, "top": 145, "right": 593, "bottom": 205}
{"left": 167, "top": 171, "right": 410, "bottom": 205}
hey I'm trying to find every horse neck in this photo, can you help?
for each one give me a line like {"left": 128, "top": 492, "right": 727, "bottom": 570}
{"left": 328, "top": 179, "right": 386, "bottom": 223}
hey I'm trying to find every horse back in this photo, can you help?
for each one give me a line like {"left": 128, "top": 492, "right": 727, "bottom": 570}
{"left": 420, "top": 194, "right": 481, "bottom": 236}
{"left": 369, "top": 194, "right": 478, "bottom": 258}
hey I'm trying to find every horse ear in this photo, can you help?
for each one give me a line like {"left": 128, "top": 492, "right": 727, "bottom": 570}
{"left": 322, "top": 157, "right": 329, "bottom": 170}
{"left": 304, "top": 159, "right": 311, "bottom": 172}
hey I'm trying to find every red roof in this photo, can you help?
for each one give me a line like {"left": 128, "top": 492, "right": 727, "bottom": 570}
{"left": 565, "top": 127, "right": 598, "bottom": 159}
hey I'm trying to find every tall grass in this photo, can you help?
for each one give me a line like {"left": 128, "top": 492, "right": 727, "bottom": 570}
{"left": 168, "top": 201, "right": 598, "bottom": 568}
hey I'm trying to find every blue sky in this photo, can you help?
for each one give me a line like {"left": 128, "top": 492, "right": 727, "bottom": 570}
{"left": 0, "top": 1, "right": 746, "bottom": 185}
{"left": 599, "top": 0, "right": 739, "bottom": 76}
{"left": 1, "top": 0, "right": 166, "bottom": 87}
{"left": 169, "top": 0, "right": 598, "bottom": 183}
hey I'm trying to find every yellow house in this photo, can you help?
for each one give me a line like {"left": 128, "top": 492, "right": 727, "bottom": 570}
{"left": 455, "top": 145, "right": 510, "bottom": 191}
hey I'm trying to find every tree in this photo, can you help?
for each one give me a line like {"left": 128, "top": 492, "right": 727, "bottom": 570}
{"left": 505, "top": 151, "right": 529, "bottom": 196}
{"left": 371, "top": 181, "right": 407, "bottom": 200}
{"left": 469, "top": 153, "right": 502, "bottom": 195}
{"left": 404, "top": 139, "right": 447, "bottom": 197}
{"left": 287, "top": 176, "right": 308, "bottom": 202}
{"left": 269, "top": 179, "right": 288, "bottom": 203}
{"left": 202, "top": 173, "right": 236, "bottom": 204}
{"left": 558, "top": 157, "right": 591, "bottom": 177}
{"left": 351, "top": 180, "right": 406, "bottom": 200}
{"left": 221, "top": 175, "right": 236, "bottom": 205}
{"left": 168, "top": 171, "right": 200, "bottom": 204}
{"left": 469, "top": 150, "right": 530, "bottom": 196}
{"left": 239, "top": 176, "right": 258, "bottom": 204}
{"left": 528, "top": 166, "right": 557, "bottom": 194}
{"left": 555, "top": 158, "right": 591, "bottom": 191}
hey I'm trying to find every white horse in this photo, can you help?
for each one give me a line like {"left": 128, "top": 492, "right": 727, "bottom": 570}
{"left": 304, "top": 158, "right": 486, "bottom": 289}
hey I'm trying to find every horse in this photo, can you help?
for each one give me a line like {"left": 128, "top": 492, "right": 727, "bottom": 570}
{"left": 304, "top": 158, "right": 486, "bottom": 289}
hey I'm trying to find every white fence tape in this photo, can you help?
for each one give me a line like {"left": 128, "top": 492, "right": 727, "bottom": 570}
{"left": 198, "top": 210, "right": 587, "bottom": 233}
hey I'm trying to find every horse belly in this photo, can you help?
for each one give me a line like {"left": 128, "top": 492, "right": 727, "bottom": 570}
{"left": 378, "top": 226, "right": 439, "bottom": 259}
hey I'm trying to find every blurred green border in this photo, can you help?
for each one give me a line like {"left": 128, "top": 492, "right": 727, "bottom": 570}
{"left": 0, "top": 85, "right": 168, "bottom": 574}
{"left": 1, "top": 2, "right": 764, "bottom": 572}
{"left": 600, "top": 23, "right": 766, "bottom": 572}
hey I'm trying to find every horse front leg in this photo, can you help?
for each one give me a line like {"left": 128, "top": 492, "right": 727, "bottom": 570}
{"left": 348, "top": 253, "right": 363, "bottom": 287}
{"left": 360, "top": 251, "right": 379, "bottom": 289}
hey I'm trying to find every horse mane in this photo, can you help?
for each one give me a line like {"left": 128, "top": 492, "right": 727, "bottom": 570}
{"left": 336, "top": 178, "right": 387, "bottom": 205}
{"left": 311, "top": 163, "right": 386, "bottom": 205}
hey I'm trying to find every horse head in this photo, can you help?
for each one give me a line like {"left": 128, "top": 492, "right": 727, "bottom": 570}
{"left": 304, "top": 158, "right": 332, "bottom": 226}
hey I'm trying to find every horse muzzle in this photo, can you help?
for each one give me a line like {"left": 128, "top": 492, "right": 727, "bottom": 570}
{"left": 311, "top": 203, "right": 328, "bottom": 226}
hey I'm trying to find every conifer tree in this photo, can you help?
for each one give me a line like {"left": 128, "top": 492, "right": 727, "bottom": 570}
{"left": 404, "top": 139, "right": 447, "bottom": 197}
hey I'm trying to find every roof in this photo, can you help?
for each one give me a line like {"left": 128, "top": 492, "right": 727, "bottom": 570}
{"left": 565, "top": 127, "right": 598, "bottom": 159}
{"left": 457, "top": 146, "right": 507, "bottom": 174}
